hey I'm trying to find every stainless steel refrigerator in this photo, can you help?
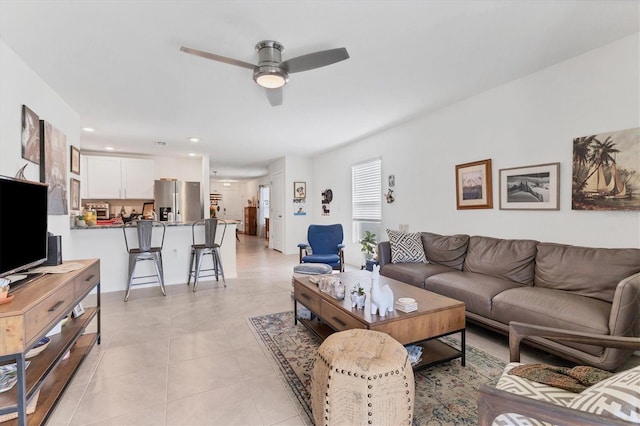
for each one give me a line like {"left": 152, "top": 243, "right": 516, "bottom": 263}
{"left": 154, "top": 180, "right": 203, "bottom": 222}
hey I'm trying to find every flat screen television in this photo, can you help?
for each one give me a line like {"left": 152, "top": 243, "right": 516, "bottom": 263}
{"left": 0, "top": 175, "right": 49, "bottom": 279}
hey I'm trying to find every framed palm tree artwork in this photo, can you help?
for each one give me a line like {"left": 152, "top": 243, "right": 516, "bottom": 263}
{"left": 572, "top": 127, "right": 639, "bottom": 211}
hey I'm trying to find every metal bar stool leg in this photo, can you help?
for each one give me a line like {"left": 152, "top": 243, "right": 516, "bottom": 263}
{"left": 213, "top": 247, "right": 226, "bottom": 286}
{"left": 154, "top": 252, "right": 166, "bottom": 296}
{"left": 193, "top": 249, "right": 206, "bottom": 292}
{"left": 187, "top": 247, "right": 196, "bottom": 286}
{"left": 125, "top": 255, "right": 138, "bottom": 302}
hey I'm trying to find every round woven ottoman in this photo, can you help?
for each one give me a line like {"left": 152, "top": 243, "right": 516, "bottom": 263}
{"left": 311, "top": 329, "right": 415, "bottom": 426}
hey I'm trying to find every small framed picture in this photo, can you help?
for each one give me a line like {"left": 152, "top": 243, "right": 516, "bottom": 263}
{"left": 72, "top": 302, "right": 85, "bottom": 318}
{"left": 70, "top": 178, "right": 81, "bottom": 210}
{"left": 499, "top": 162, "right": 560, "bottom": 210}
{"left": 455, "top": 159, "right": 493, "bottom": 210}
{"left": 294, "top": 181, "right": 306, "bottom": 199}
{"left": 70, "top": 145, "right": 80, "bottom": 174}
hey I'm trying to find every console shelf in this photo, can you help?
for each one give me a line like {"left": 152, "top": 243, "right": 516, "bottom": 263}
{"left": 0, "top": 259, "right": 101, "bottom": 426}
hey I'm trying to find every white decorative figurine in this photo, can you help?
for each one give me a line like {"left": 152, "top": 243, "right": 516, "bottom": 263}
{"left": 370, "top": 264, "right": 394, "bottom": 316}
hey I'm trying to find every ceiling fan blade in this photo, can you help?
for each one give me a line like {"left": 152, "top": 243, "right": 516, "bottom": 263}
{"left": 180, "top": 46, "right": 256, "bottom": 70}
{"left": 281, "top": 47, "right": 349, "bottom": 73}
{"left": 265, "top": 88, "right": 283, "bottom": 106}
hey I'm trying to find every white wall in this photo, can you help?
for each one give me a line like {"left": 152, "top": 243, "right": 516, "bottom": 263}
{"left": 285, "top": 156, "right": 313, "bottom": 254}
{"left": 153, "top": 156, "right": 203, "bottom": 182}
{"left": 310, "top": 34, "right": 640, "bottom": 267}
{"left": 0, "top": 40, "right": 80, "bottom": 257}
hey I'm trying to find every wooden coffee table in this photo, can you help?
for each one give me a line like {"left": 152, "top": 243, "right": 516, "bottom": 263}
{"left": 293, "top": 270, "right": 466, "bottom": 369}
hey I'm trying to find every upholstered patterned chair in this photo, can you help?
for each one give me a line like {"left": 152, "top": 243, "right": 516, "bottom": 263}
{"left": 478, "top": 322, "right": 640, "bottom": 426}
{"left": 298, "top": 224, "right": 345, "bottom": 272}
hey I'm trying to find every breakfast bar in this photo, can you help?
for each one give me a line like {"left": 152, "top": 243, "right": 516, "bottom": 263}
{"left": 67, "top": 221, "right": 237, "bottom": 294}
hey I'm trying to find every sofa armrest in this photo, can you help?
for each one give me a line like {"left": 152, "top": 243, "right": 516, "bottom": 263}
{"left": 609, "top": 271, "right": 640, "bottom": 338}
{"left": 477, "top": 383, "right": 633, "bottom": 426}
{"left": 508, "top": 321, "right": 640, "bottom": 364}
{"left": 378, "top": 241, "right": 391, "bottom": 268}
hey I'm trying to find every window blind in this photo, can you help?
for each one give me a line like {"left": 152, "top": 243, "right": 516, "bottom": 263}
{"left": 352, "top": 159, "right": 382, "bottom": 221}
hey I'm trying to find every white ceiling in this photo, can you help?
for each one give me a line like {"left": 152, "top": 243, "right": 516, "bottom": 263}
{"left": 1, "top": 1, "right": 638, "bottom": 180}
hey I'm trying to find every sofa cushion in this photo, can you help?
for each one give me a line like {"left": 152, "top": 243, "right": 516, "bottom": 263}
{"left": 568, "top": 365, "right": 640, "bottom": 423}
{"left": 421, "top": 232, "right": 469, "bottom": 270}
{"left": 464, "top": 236, "right": 538, "bottom": 285}
{"left": 387, "top": 229, "right": 427, "bottom": 264}
{"left": 535, "top": 243, "right": 640, "bottom": 303}
{"left": 491, "top": 287, "right": 611, "bottom": 356}
{"left": 381, "top": 263, "right": 453, "bottom": 289}
{"left": 425, "top": 271, "right": 523, "bottom": 317}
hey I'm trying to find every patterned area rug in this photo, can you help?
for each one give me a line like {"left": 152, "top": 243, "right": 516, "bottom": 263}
{"left": 248, "top": 311, "right": 506, "bottom": 425}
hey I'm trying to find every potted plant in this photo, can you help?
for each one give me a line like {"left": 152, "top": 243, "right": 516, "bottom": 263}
{"left": 350, "top": 282, "right": 366, "bottom": 309}
{"left": 359, "top": 231, "right": 377, "bottom": 264}
{"left": 75, "top": 215, "right": 86, "bottom": 227}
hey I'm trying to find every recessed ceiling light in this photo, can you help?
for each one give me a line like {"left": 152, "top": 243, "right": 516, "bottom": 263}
{"left": 189, "top": 137, "right": 200, "bottom": 143}
{"left": 105, "top": 146, "right": 114, "bottom": 151}
{"left": 154, "top": 141, "right": 167, "bottom": 146}
{"left": 188, "top": 153, "right": 196, "bottom": 157}
{"left": 82, "top": 127, "right": 95, "bottom": 132}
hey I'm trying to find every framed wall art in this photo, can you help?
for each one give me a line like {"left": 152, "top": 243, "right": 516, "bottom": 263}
{"left": 455, "top": 159, "right": 493, "bottom": 209}
{"left": 572, "top": 127, "right": 639, "bottom": 211}
{"left": 294, "top": 181, "right": 306, "bottom": 199}
{"left": 70, "top": 145, "right": 80, "bottom": 174}
{"left": 70, "top": 178, "right": 81, "bottom": 210}
{"left": 39, "top": 120, "right": 68, "bottom": 215}
{"left": 499, "top": 162, "right": 559, "bottom": 210}
{"left": 21, "top": 105, "right": 41, "bottom": 164}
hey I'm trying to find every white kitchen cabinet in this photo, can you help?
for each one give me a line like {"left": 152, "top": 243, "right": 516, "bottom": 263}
{"left": 122, "top": 158, "right": 154, "bottom": 199}
{"left": 83, "top": 156, "right": 154, "bottom": 199}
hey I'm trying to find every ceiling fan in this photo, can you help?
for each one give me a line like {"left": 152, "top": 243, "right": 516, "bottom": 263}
{"left": 180, "top": 40, "right": 349, "bottom": 106}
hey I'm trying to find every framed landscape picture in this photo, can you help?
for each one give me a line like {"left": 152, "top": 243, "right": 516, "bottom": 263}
{"left": 455, "top": 159, "right": 493, "bottom": 209}
{"left": 572, "top": 127, "right": 639, "bottom": 211}
{"left": 499, "top": 162, "right": 560, "bottom": 210}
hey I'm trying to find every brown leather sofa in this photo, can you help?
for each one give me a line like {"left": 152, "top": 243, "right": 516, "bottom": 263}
{"left": 378, "top": 232, "right": 640, "bottom": 370}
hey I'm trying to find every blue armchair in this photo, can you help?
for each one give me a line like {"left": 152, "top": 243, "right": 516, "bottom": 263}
{"left": 298, "top": 224, "right": 345, "bottom": 272}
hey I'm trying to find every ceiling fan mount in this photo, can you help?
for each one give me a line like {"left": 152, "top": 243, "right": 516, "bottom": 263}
{"left": 180, "top": 40, "right": 349, "bottom": 106}
{"left": 253, "top": 40, "right": 289, "bottom": 89}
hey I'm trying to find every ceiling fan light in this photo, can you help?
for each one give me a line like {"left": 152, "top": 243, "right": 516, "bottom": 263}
{"left": 255, "top": 73, "right": 286, "bottom": 88}
{"left": 253, "top": 66, "right": 289, "bottom": 88}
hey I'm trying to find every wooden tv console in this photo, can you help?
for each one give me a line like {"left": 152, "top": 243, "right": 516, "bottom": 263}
{"left": 0, "top": 259, "right": 100, "bottom": 426}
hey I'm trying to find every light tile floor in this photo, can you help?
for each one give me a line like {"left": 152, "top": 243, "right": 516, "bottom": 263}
{"left": 47, "top": 235, "right": 638, "bottom": 425}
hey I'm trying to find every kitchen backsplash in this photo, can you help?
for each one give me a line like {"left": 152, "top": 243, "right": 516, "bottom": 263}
{"left": 83, "top": 199, "right": 154, "bottom": 218}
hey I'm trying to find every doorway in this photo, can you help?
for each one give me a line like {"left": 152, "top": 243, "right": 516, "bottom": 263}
{"left": 259, "top": 185, "right": 270, "bottom": 241}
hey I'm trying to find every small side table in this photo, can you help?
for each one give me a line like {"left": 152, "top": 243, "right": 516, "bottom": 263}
{"left": 365, "top": 259, "right": 379, "bottom": 271}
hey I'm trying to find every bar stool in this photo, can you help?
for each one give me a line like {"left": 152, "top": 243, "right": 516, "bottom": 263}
{"left": 188, "top": 218, "right": 227, "bottom": 291}
{"left": 122, "top": 219, "right": 166, "bottom": 301}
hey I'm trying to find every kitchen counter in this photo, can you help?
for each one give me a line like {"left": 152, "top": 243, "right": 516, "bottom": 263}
{"left": 71, "top": 219, "right": 240, "bottom": 230}
{"left": 68, "top": 220, "right": 237, "bottom": 294}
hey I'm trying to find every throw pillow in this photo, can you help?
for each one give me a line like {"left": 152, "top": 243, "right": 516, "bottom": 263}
{"left": 387, "top": 229, "right": 427, "bottom": 264}
{"left": 567, "top": 365, "right": 640, "bottom": 423}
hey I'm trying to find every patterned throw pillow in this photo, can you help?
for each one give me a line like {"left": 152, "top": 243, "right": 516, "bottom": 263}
{"left": 387, "top": 229, "right": 427, "bottom": 264}
{"left": 567, "top": 365, "right": 640, "bottom": 423}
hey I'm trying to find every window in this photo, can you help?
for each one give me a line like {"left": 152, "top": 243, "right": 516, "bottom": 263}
{"left": 352, "top": 159, "right": 382, "bottom": 241}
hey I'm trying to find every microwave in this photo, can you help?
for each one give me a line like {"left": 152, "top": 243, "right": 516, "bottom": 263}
{"left": 85, "top": 202, "right": 110, "bottom": 219}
